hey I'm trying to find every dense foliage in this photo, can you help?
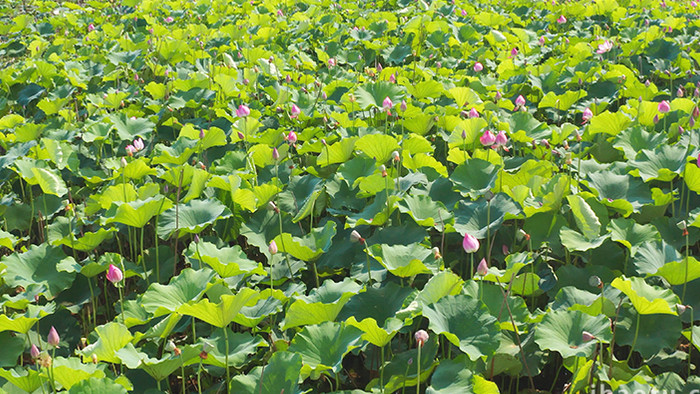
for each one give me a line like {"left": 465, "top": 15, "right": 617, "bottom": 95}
{"left": 1, "top": 0, "right": 700, "bottom": 392}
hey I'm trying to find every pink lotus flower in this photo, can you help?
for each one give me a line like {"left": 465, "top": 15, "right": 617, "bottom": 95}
{"left": 107, "top": 264, "right": 123, "bottom": 284}
{"left": 596, "top": 40, "right": 613, "bottom": 54}
{"left": 125, "top": 145, "right": 136, "bottom": 156}
{"left": 480, "top": 129, "right": 496, "bottom": 146}
{"left": 236, "top": 104, "right": 250, "bottom": 117}
{"left": 400, "top": 100, "right": 407, "bottom": 112}
{"left": 539, "top": 36, "right": 546, "bottom": 45}
{"left": 290, "top": 104, "right": 301, "bottom": 118}
{"left": 286, "top": 131, "right": 298, "bottom": 144}
{"left": 462, "top": 234, "right": 479, "bottom": 253}
{"left": 328, "top": 58, "right": 336, "bottom": 67}
{"left": 88, "top": 23, "right": 95, "bottom": 32}
{"left": 30, "top": 344, "right": 40, "bottom": 358}
{"left": 164, "top": 16, "right": 174, "bottom": 23}
{"left": 272, "top": 147, "right": 280, "bottom": 161}
{"left": 658, "top": 100, "right": 671, "bottom": 114}
{"left": 474, "top": 62, "right": 483, "bottom": 72}
{"left": 414, "top": 330, "right": 429, "bottom": 347}
{"left": 382, "top": 96, "right": 393, "bottom": 111}
{"left": 389, "top": 73, "right": 396, "bottom": 83}
{"left": 582, "top": 107, "right": 593, "bottom": 124}
{"left": 515, "top": 94, "right": 526, "bottom": 109}
{"left": 677, "top": 87, "right": 684, "bottom": 97}
{"left": 510, "top": 47, "right": 518, "bottom": 57}
{"left": 468, "top": 108, "right": 479, "bottom": 118}
{"left": 495, "top": 130, "right": 508, "bottom": 146}
{"left": 376, "top": 63, "right": 383, "bottom": 72}
{"left": 653, "top": 114, "right": 659, "bottom": 124}
{"left": 476, "top": 258, "right": 488, "bottom": 276}
{"left": 557, "top": 15, "right": 567, "bottom": 23}
{"left": 461, "top": 9, "right": 467, "bottom": 16}
{"left": 133, "top": 138, "right": 144, "bottom": 151}
{"left": 48, "top": 326, "right": 60, "bottom": 347}
{"left": 269, "top": 240, "right": 278, "bottom": 254}
{"left": 277, "top": 9, "right": 284, "bottom": 16}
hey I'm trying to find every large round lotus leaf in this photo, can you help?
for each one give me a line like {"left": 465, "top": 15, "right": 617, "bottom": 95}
{"left": 453, "top": 193, "right": 522, "bottom": 239}
{"left": 177, "top": 288, "right": 261, "bottom": 328}
{"left": 157, "top": 199, "right": 232, "bottom": 239}
{"left": 68, "top": 377, "right": 127, "bottom": 394}
{"left": 0, "top": 244, "right": 76, "bottom": 300}
{"left": 450, "top": 159, "right": 499, "bottom": 199}
{"left": 105, "top": 196, "right": 173, "bottom": 228}
{"left": 422, "top": 294, "right": 500, "bottom": 361}
{"left": 534, "top": 310, "right": 612, "bottom": 359}
{"left": 369, "top": 243, "right": 432, "bottom": 277}
{"left": 426, "top": 355, "right": 499, "bottom": 394}
{"left": 338, "top": 281, "right": 414, "bottom": 325}
{"left": 230, "top": 351, "right": 303, "bottom": 394}
{"left": 611, "top": 276, "right": 679, "bottom": 315}
{"left": 615, "top": 307, "right": 681, "bottom": 359}
{"left": 287, "top": 321, "right": 363, "bottom": 380}
{"left": 141, "top": 268, "right": 215, "bottom": 317}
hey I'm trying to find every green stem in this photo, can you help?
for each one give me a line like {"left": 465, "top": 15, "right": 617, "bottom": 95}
{"left": 626, "top": 311, "right": 641, "bottom": 364}
{"left": 197, "top": 360, "right": 203, "bottom": 394}
{"left": 416, "top": 345, "right": 422, "bottom": 394}
{"left": 364, "top": 240, "right": 373, "bottom": 287}
{"left": 50, "top": 348, "right": 56, "bottom": 394}
{"left": 117, "top": 285, "right": 125, "bottom": 326}
{"left": 224, "top": 326, "right": 230, "bottom": 393}
{"left": 380, "top": 345, "right": 385, "bottom": 393}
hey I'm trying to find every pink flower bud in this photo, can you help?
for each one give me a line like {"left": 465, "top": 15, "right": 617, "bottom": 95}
{"left": 462, "top": 234, "right": 479, "bottom": 253}
{"left": 658, "top": 100, "right": 671, "bottom": 114}
{"left": 557, "top": 15, "right": 567, "bottom": 23}
{"left": 30, "top": 344, "right": 40, "bottom": 359}
{"left": 468, "top": 107, "right": 479, "bottom": 118}
{"left": 510, "top": 47, "right": 518, "bottom": 57}
{"left": 502, "top": 244, "right": 509, "bottom": 255}
{"left": 473, "top": 62, "right": 483, "bottom": 72}
{"left": 328, "top": 58, "right": 336, "bottom": 67}
{"left": 495, "top": 130, "right": 508, "bottom": 146}
{"left": 269, "top": 240, "right": 278, "bottom": 255}
{"left": 286, "top": 131, "right": 298, "bottom": 144}
{"left": 476, "top": 258, "right": 488, "bottom": 276}
{"left": 414, "top": 330, "right": 429, "bottom": 347}
{"left": 400, "top": 100, "right": 407, "bottom": 112}
{"left": 277, "top": 9, "right": 284, "bottom": 16}
{"left": 237, "top": 131, "right": 245, "bottom": 140}
{"left": 88, "top": 23, "right": 95, "bottom": 32}
{"left": 653, "top": 114, "right": 659, "bottom": 124}
{"left": 350, "top": 230, "right": 364, "bottom": 243}
{"left": 165, "top": 16, "right": 174, "bottom": 23}
{"left": 582, "top": 107, "right": 593, "bottom": 123}
{"left": 515, "top": 95, "right": 526, "bottom": 108}
{"left": 236, "top": 104, "right": 250, "bottom": 117}
{"left": 290, "top": 104, "right": 301, "bottom": 118}
{"left": 272, "top": 147, "right": 280, "bottom": 160}
{"left": 480, "top": 129, "right": 496, "bottom": 146}
{"left": 539, "top": 36, "right": 545, "bottom": 45}
{"left": 48, "top": 327, "right": 60, "bottom": 347}
{"left": 582, "top": 331, "right": 596, "bottom": 342}
{"left": 377, "top": 62, "right": 383, "bottom": 72}
{"left": 106, "top": 264, "right": 123, "bottom": 284}
{"left": 382, "top": 96, "right": 393, "bottom": 111}
{"left": 390, "top": 73, "right": 396, "bottom": 83}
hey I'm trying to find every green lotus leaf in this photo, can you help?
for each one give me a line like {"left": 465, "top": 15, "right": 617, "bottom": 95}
{"left": 67, "top": 377, "right": 127, "bottom": 394}
{"left": 282, "top": 278, "right": 361, "bottom": 329}
{"left": 423, "top": 295, "right": 500, "bottom": 361}
{"left": 317, "top": 137, "right": 357, "bottom": 167}
{"left": 109, "top": 113, "right": 154, "bottom": 140}
{"left": 115, "top": 343, "right": 198, "bottom": 381}
{"left": 684, "top": 159, "right": 700, "bottom": 194}
{"left": 184, "top": 241, "right": 265, "bottom": 277}
{"left": 54, "top": 227, "right": 117, "bottom": 252}
{"left": 141, "top": 268, "right": 215, "bottom": 317}
{"left": 616, "top": 307, "right": 681, "bottom": 358}
{"left": 370, "top": 243, "right": 432, "bottom": 277}
{"left": 397, "top": 194, "right": 452, "bottom": 230}
{"left": 354, "top": 82, "right": 405, "bottom": 110}
{"left": 197, "top": 328, "right": 267, "bottom": 368}
{"left": 611, "top": 276, "right": 679, "bottom": 315}
{"left": 177, "top": 288, "right": 260, "bottom": 328}
{"left": 367, "top": 332, "right": 438, "bottom": 392}
{"left": 234, "top": 289, "right": 286, "bottom": 327}
{"left": 0, "top": 368, "right": 43, "bottom": 393}
{"left": 587, "top": 110, "right": 631, "bottom": 136}
{"left": 230, "top": 351, "right": 302, "bottom": 394}
{"left": 0, "top": 244, "right": 76, "bottom": 300}
{"left": 31, "top": 167, "right": 68, "bottom": 197}
{"left": 106, "top": 196, "right": 173, "bottom": 229}
{"left": 448, "top": 86, "right": 481, "bottom": 108}
{"left": 338, "top": 281, "right": 414, "bottom": 325}
{"left": 612, "top": 125, "right": 666, "bottom": 160}
{"left": 51, "top": 357, "right": 106, "bottom": 390}
{"left": 559, "top": 226, "right": 610, "bottom": 252}
{"left": 0, "top": 332, "right": 24, "bottom": 367}
{"left": 122, "top": 158, "right": 156, "bottom": 180}
{"left": 632, "top": 240, "right": 682, "bottom": 276}
{"left": 179, "top": 125, "right": 227, "bottom": 150}
{"left": 453, "top": 193, "right": 522, "bottom": 239}
{"left": 450, "top": 159, "right": 499, "bottom": 199}
{"left": 80, "top": 322, "right": 133, "bottom": 364}
{"left": 287, "top": 321, "right": 363, "bottom": 380}
{"left": 629, "top": 145, "right": 686, "bottom": 182}
{"left": 567, "top": 194, "right": 601, "bottom": 239}
{"left": 345, "top": 316, "right": 403, "bottom": 347}
{"left": 655, "top": 257, "right": 700, "bottom": 285}
{"left": 273, "top": 220, "right": 336, "bottom": 261}
{"left": 608, "top": 218, "right": 660, "bottom": 256}
{"left": 0, "top": 314, "right": 38, "bottom": 334}
{"left": 157, "top": 199, "right": 232, "bottom": 239}
{"left": 354, "top": 133, "right": 399, "bottom": 164}
{"left": 534, "top": 310, "right": 612, "bottom": 359}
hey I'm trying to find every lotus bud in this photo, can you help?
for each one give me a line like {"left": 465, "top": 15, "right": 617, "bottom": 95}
{"left": 468, "top": 108, "right": 479, "bottom": 118}
{"left": 392, "top": 151, "right": 400, "bottom": 162}
{"left": 380, "top": 165, "right": 387, "bottom": 177}
{"left": 495, "top": 91, "right": 502, "bottom": 101}
{"left": 495, "top": 130, "right": 508, "bottom": 146}
{"left": 350, "top": 230, "right": 364, "bottom": 243}
{"left": 502, "top": 244, "right": 509, "bottom": 255}
{"left": 653, "top": 114, "right": 659, "bottom": 124}
{"left": 30, "top": 344, "right": 40, "bottom": 359}
{"left": 679, "top": 125, "right": 685, "bottom": 135}
{"left": 400, "top": 100, "right": 407, "bottom": 112}
{"left": 269, "top": 240, "right": 278, "bottom": 255}
{"left": 237, "top": 131, "right": 245, "bottom": 140}
{"left": 48, "top": 327, "right": 60, "bottom": 347}
{"left": 519, "top": 229, "right": 530, "bottom": 241}
{"left": 322, "top": 91, "right": 327, "bottom": 100}
{"left": 272, "top": 147, "right": 280, "bottom": 161}
{"left": 121, "top": 157, "right": 128, "bottom": 168}
{"left": 677, "top": 87, "right": 684, "bottom": 97}
{"left": 693, "top": 106, "right": 700, "bottom": 119}
{"left": 106, "top": 264, "right": 123, "bottom": 284}
{"left": 480, "top": 129, "right": 496, "bottom": 146}
{"left": 557, "top": 15, "right": 567, "bottom": 23}
{"left": 382, "top": 96, "right": 393, "bottom": 111}
{"left": 286, "top": 131, "right": 298, "bottom": 144}
{"left": 390, "top": 73, "right": 396, "bottom": 83}
{"left": 658, "top": 100, "right": 671, "bottom": 113}
{"left": 432, "top": 247, "right": 441, "bottom": 259}
{"left": 414, "top": 330, "right": 429, "bottom": 347}
{"left": 581, "top": 331, "right": 596, "bottom": 342}
{"left": 539, "top": 36, "right": 545, "bottom": 45}
{"left": 589, "top": 275, "right": 603, "bottom": 288}
{"left": 515, "top": 95, "right": 526, "bottom": 108}
{"left": 376, "top": 62, "right": 383, "bottom": 72}
{"left": 510, "top": 47, "right": 518, "bottom": 57}
{"left": 462, "top": 234, "right": 479, "bottom": 253}
{"left": 677, "top": 304, "right": 688, "bottom": 315}
{"left": 290, "top": 104, "right": 301, "bottom": 118}
{"left": 236, "top": 104, "right": 250, "bottom": 117}
{"left": 92, "top": 353, "right": 98, "bottom": 364}
{"left": 199, "top": 129, "right": 205, "bottom": 139}
{"left": 476, "top": 258, "right": 488, "bottom": 276}
{"left": 473, "top": 62, "right": 483, "bottom": 72}
{"left": 461, "top": 130, "right": 467, "bottom": 139}
{"left": 582, "top": 107, "right": 593, "bottom": 123}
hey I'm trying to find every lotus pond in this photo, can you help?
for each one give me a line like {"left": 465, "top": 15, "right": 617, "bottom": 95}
{"left": 1, "top": 0, "right": 700, "bottom": 392}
